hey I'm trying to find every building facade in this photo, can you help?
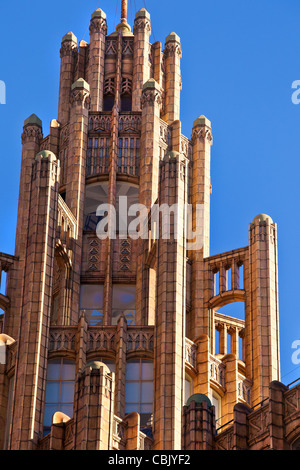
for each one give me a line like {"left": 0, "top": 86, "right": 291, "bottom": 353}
{"left": 0, "top": 2, "right": 299, "bottom": 451}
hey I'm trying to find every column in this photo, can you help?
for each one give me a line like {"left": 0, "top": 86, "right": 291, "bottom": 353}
{"left": 65, "top": 78, "right": 90, "bottom": 324}
{"left": 163, "top": 32, "right": 182, "bottom": 124}
{"left": 247, "top": 214, "right": 280, "bottom": 406}
{"left": 189, "top": 116, "right": 212, "bottom": 338}
{"left": 89, "top": 9, "right": 107, "bottom": 112}
{"left": 10, "top": 150, "right": 60, "bottom": 448}
{"left": 153, "top": 151, "right": 188, "bottom": 450}
{"left": 132, "top": 9, "right": 151, "bottom": 111}
{"left": 58, "top": 32, "right": 77, "bottom": 125}
{"left": 135, "top": 79, "right": 162, "bottom": 325}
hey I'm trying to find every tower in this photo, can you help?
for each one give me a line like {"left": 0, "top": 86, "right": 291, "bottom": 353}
{"left": 0, "top": 1, "right": 285, "bottom": 451}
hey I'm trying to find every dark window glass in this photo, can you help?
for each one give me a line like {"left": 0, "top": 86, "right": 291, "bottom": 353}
{"left": 121, "top": 94, "right": 132, "bottom": 112}
{"left": 103, "top": 95, "right": 114, "bottom": 112}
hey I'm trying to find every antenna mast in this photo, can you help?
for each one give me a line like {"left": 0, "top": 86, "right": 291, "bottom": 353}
{"left": 121, "top": 0, "right": 128, "bottom": 24}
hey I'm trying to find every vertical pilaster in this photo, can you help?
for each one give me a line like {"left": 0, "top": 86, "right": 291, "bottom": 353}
{"left": 75, "top": 40, "right": 88, "bottom": 82}
{"left": 268, "top": 380, "right": 288, "bottom": 450}
{"left": 232, "top": 403, "right": 252, "bottom": 450}
{"left": 132, "top": 9, "right": 151, "bottom": 111}
{"left": 58, "top": 32, "right": 77, "bottom": 125}
{"left": 103, "top": 33, "right": 121, "bottom": 326}
{"left": 153, "top": 151, "right": 188, "bottom": 450}
{"left": 163, "top": 33, "right": 182, "bottom": 124}
{"left": 247, "top": 214, "right": 280, "bottom": 406}
{"left": 222, "top": 354, "right": 239, "bottom": 424}
{"left": 114, "top": 317, "right": 127, "bottom": 417}
{"left": 6, "top": 115, "right": 43, "bottom": 340}
{"left": 194, "top": 335, "right": 210, "bottom": 397}
{"left": 189, "top": 116, "right": 212, "bottom": 339}
{"left": 136, "top": 79, "right": 162, "bottom": 325}
{"left": 89, "top": 9, "right": 107, "bottom": 112}
{"left": 66, "top": 78, "right": 90, "bottom": 324}
{"left": 153, "top": 42, "right": 162, "bottom": 87}
{"left": 10, "top": 150, "right": 60, "bottom": 449}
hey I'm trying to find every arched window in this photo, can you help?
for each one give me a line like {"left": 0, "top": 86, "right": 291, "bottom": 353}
{"left": 84, "top": 181, "right": 139, "bottom": 234}
{"left": 43, "top": 358, "right": 76, "bottom": 436}
{"left": 125, "top": 359, "right": 153, "bottom": 428}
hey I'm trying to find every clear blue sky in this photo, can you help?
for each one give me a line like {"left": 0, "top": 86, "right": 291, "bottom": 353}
{"left": 0, "top": 0, "right": 300, "bottom": 385}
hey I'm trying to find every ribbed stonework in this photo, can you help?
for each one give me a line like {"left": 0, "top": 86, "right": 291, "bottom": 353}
{"left": 0, "top": 4, "right": 298, "bottom": 453}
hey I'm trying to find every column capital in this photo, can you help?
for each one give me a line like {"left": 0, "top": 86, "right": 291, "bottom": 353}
{"left": 191, "top": 115, "right": 213, "bottom": 145}
{"left": 89, "top": 9, "right": 107, "bottom": 35}
{"left": 133, "top": 8, "right": 151, "bottom": 33}
{"left": 70, "top": 78, "right": 90, "bottom": 108}
{"left": 21, "top": 114, "right": 43, "bottom": 144}
{"left": 60, "top": 31, "right": 77, "bottom": 58}
{"left": 164, "top": 32, "right": 182, "bottom": 57}
{"left": 141, "top": 79, "right": 162, "bottom": 108}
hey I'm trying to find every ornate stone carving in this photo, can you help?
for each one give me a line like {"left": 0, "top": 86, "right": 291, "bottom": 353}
{"left": 89, "top": 18, "right": 107, "bottom": 35}
{"left": 164, "top": 42, "right": 182, "bottom": 58}
{"left": 119, "top": 114, "right": 141, "bottom": 133}
{"left": 191, "top": 127, "right": 213, "bottom": 144}
{"left": 122, "top": 38, "right": 133, "bottom": 55}
{"left": 133, "top": 18, "right": 151, "bottom": 34}
{"left": 106, "top": 39, "right": 117, "bottom": 55}
{"left": 141, "top": 89, "right": 162, "bottom": 108}
{"left": 248, "top": 408, "right": 269, "bottom": 441}
{"left": 127, "top": 330, "right": 154, "bottom": 351}
{"left": 60, "top": 41, "right": 77, "bottom": 58}
{"left": 122, "top": 77, "right": 132, "bottom": 95}
{"left": 104, "top": 77, "right": 115, "bottom": 95}
{"left": 88, "top": 239, "right": 100, "bottom": 272}
{"left": 21, "top": 125, "right": 43, "bottom": 144}
{"left": 87, "top": 330, "right": 116, "bottom": 352}
{"left": 70, "top": 89, "right": 90, "bottom": 108}
{"left": 215, "top": 427, "right": 234, "bottom": 450}
{"left": 119, "top": 239, "right": 131, "bottom": 272}
{"left": 49, "top": 328, "right": 76, "bottom": 352}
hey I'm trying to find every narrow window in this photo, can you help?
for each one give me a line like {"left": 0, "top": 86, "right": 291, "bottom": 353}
{"left": 43, "top": 359, "right": 76, "bottom": 436}
{"left": 80, "top": 284, "right": 104, "bottom": 326}
{"left": 125, "top": 359, "right": 153, "bottom": 429}
{"left": 226, "top": 267, "right": 232, "bottom": 291}
{"left": 213, "top": 271, "right": 220, "bottom": 296}
{"left": 112, "top": 284, "right": 136, "bottom": 326}
{"left": 103, "top": 94, "right": 114, "bottom": 112}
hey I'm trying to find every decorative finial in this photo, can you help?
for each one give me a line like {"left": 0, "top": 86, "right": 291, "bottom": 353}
{"left": 116, "top": 0, "right": 131, "bottom": 33}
